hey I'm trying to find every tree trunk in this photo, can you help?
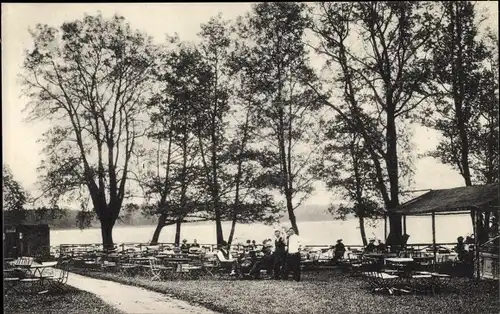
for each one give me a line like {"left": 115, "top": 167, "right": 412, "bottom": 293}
{"left": 286, "top": 193, "right": 299, "bottom": 235}
{"left": 150, "top": 214, "right": 166, "bottom": 245}
{"left": 228, "top": 216, "right": 237, "bottom": 245}
{"left": 358, "top": 216, "right": 368, "bottom": 246}
{"left": 174, "top": 218, "right": 182, "bottom": 245}
{"left": 385, "top": 106, "right": 403, "bottom": 245}
{"left": 100, "top": 218, "right": 115, "bottom": 251}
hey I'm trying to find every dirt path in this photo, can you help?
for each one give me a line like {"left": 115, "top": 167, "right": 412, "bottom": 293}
{"left": 66, "top": 272, "right": 218, "bottom": 314}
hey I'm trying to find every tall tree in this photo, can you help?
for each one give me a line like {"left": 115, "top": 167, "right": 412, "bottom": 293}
{"left": 145, "top": 40, "right": 210, "bottom": 245}
{"left": 21, "top": 14, "right": 157, "bottom": 250}
{"left": 193, "top": 15, "right": 234, "bottom": 245}
{"left": 422, "top": 2, "right": 499, "bottom": 243}
{"left": 240, "top": 2, "right": 322, "bottom": 235}
{"left": 423, "top": 1, "right": 492, "bottom": 186}
{"left": 225, "top": 41, "right": 282, "bottom": 244}
{"left": 310, "top": 2, "right": 438, "bottom": 245}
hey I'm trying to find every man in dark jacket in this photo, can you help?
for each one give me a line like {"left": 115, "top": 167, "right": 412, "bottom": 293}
{"left": 364, "top": 239, "right": 376, "bottom": 253}
{"left": 272, "top": 230, "right": 286, "bottom": 279}
{"left": 333, "top": 239, "right": 346, "bottom": 263}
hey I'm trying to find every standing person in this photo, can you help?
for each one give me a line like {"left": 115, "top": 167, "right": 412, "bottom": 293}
{"left": 283, "top": 228, "right": 302, "bottom": 282}
{"left": 454, "top": 236, "right": 466, "bottom": 262}
{"left": 272, "top": 229, "right": 286, "bottom": 279}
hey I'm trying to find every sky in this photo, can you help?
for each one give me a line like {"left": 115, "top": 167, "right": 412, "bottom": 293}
{"left": 2, "top": 2, "right": 499, "bottom": 207}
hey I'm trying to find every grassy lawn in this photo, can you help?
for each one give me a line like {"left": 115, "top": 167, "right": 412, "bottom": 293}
{"left": 70, "top": 268, "right": 499, "bottom": 314}
{"left": 4, "top": 284, "right": 124, "bottom": 314}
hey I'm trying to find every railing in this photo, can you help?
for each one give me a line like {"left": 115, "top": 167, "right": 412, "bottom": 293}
{"left": 56, "top": 241, "right": 458, "bottom": 257}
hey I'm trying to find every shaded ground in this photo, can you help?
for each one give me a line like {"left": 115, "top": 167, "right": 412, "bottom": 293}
{"left": 70, "top": 268, "right": 500, "bottom": 314}
{"left": 66, "top": 272, "right": 217, "bottom": 314}
{"left": 4, "top": 284, "right": 124, "bottom": 314}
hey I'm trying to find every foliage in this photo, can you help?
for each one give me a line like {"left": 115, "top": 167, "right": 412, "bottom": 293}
{"left": 20, "top": 13, "right": 158, "bottom": 248}
{"left": 238, "top": 2, "right": 323, "bottom": 234}
{"left": 309, "top": 1, "right": 440, "bottom": 242}
{"left": 3, "top": 165, "right": 29, "bottom": 219}
{"left": 3, "top": 165, "right": 66, "bottom": 225}
{"left": 144, "top": 39, "right": 211, "bottom": 227}
{"left": 421, "top": 1, "right": 498, "bottom": 185}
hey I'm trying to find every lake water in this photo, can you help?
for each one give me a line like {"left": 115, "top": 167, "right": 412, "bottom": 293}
{"left": 50, "top": 214, "right": 473, "bottom": 247}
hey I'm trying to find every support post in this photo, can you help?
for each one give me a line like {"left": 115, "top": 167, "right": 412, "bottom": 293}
{"left": 384, "top": 215, "right": 388, "bottom": 241}
{"left": 432, "top": 211, "right": 437, "bottom": 270}
{"left": 474, "top": 209, "right": 481, "bottom": 280}
{"left": 403, "top": 215, "right": 407, "bottom": 235}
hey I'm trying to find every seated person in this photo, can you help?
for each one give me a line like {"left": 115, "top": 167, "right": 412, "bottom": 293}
{"left": 216, "top": 241, "right": 239, "bottom": 276}
{"left": 191, "top": 239, "right": 200, "bottom": 248}
{"left": 189, "top": 239, "right": 201, "bottom": 253}
{"left": 241, "top": 250, "right": 256, "bottom": 268}
{"left": 173, "top": 245, "right": 181, "bottom": 254}
{"left": 364, "top": 239, "right": 376, "bottom": 253}
{"left": 333, "top": 239, "right": 346, "bottom": 262}
{"left": 180, "top": 239, "right": 190, "bottom": 254}
{"left": 376, "top": 240, "right": 388, "bottom": 253}
{"left": 249, "top": 242, "right": 274, "bottom": 278}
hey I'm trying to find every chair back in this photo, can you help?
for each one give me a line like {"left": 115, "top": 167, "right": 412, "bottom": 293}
{"left": 56, "top": 260, "right": 70, "bottom": 284}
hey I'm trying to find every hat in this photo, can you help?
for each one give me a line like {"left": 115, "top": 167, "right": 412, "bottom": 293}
{"left": 337, "top": 239, "right": 342, "bottom": 242}
{"left": 182, "top": 239, "right": 187, "bottom": 242}
{"left": 369, "top": 239, "right": 375, "bottom": 242}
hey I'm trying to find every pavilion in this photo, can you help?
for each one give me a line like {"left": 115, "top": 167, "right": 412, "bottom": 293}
{"left": 385, "top": 183, "right": 499, "bottom": 279}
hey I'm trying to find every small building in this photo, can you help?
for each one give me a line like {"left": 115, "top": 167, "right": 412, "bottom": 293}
{"left": 389, "top": 183, "right": 499, "bottom": 280}
{"left": 3, "top": 209, "right": 52, "bottom": 259}
{"left": 3, "top": 224, "right": 51, "bottom": 259}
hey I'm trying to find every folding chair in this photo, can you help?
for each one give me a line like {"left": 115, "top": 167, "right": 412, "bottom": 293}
{"left": 46, "top": 260, "right": 70, "bottom": 293}
{"left": 143, "top": 258, "right": 171, "bottom": 281}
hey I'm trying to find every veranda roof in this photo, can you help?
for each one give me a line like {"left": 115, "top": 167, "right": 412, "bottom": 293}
{"left": 391, "top": 183, "right": 499, "bottom": 215}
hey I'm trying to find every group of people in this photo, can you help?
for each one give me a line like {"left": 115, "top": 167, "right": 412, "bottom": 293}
{"left": 179, "top": 239, "right": 201, "bottom": 253}
{"left": 216, "top": 228, "right": 304, "bottom": 282}
{"left": 364, "top": 239, "right": 388, "bottom": 253}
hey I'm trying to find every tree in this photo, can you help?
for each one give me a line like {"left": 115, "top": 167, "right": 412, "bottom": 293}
{"left": 225, "top": 40, "right": 282, "bottom": 244}
{"left": 240, "top": 2, "right": 322, "bottom": 235}
{"left": 21, "top": 14, "right": 157, "bottom": 250}
{"left": 193, "top": 15, "right": 234, "bottom": 245}
{"left": 422, "top": 2, "right": 499, "bottom": 244}
{"left": 145, "top": 39, "right": 211, "bottom": 245}
{"left": 3, "top": 165, "right": 29, "bottom": 223}
{"left": 423, "top": 1, "right": 492, "bottom": 185}
{"left": 309, "top": 2, "right": 439, "bottom": 245}
{"left": 313, "top": 118, "right": 382, "bottom": 246}
{"left": 3, "top": 164, "right": 66, "bottom": 225}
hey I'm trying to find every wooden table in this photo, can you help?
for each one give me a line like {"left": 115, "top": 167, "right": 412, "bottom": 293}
{"left": 6, "top": 261, "right": 60, "bottom": 294}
